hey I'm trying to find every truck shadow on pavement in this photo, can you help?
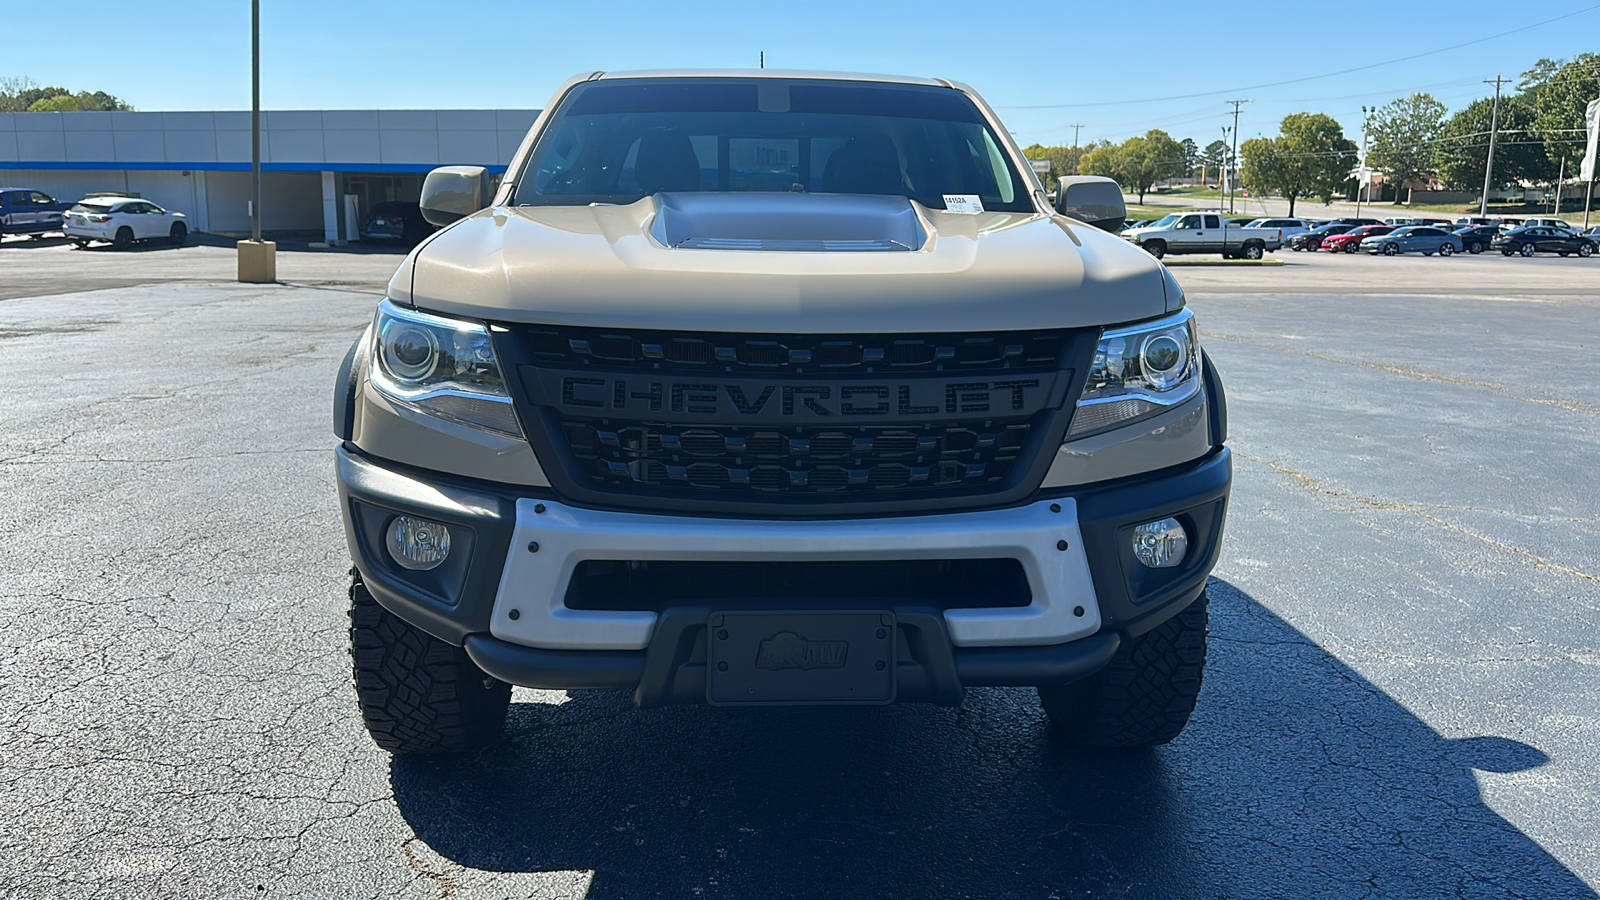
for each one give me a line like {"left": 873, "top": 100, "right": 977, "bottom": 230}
{"left": 389, "top": 579, "right": 1590, "bottom": 899}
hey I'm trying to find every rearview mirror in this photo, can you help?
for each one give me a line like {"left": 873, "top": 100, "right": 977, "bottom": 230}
{"left": 1053, "top": 176, "right": 1125, "bottom": 233}
{"left": 420, "top": 165, "right": 489, "bottom": 227}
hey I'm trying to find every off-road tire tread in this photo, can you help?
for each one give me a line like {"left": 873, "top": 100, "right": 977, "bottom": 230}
{"left": 1038, "top": 590, "right": 1208, "bottom": 747}
{"left": 348, "top": 569, "right": 510, "bottom": 754}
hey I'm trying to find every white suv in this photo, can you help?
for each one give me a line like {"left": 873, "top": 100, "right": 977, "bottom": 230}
{"left": 64, "top": 197, "right": 189, "bottom": 249}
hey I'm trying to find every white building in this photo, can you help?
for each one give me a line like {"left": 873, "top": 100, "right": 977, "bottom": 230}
{"left": 0, "top": 108, "right": 539, "bottom": 240}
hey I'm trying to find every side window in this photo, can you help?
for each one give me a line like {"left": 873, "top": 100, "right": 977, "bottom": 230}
{"left": 1176, "top": 215, "right": 1201, "bottom": 229}
{"left": 28, "top": 191, "right": 54, "bottom": 205}
{"left": 1203, "top": 215, "right": 1221, "bottom": 229}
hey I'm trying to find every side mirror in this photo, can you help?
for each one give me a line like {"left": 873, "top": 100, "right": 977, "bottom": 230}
{"left": 420, "top": 165, "right": 489, "bottom": 227}
{"left": 1054, "top": 175, "right": 1125, "bottom": 233}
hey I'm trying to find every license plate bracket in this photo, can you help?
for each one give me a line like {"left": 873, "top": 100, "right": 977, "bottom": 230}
{"left": 706, "top": 611, "right": 896, "bottom": 706}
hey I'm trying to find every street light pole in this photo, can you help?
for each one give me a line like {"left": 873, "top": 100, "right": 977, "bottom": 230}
{"left": 237, "top": 0, "right": 276, "bottom": 283}
{"left": 251, "top": 0, "right": 261, "bottom": 244}
{"left": 1071, "top": 123, "right": 1083, "bottom": 174}
{"left": 1220, "top": 126, "right": 1230, "bottom": 206}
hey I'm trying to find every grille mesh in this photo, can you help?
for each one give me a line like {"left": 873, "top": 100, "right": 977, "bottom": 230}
{"left": 524, "top": 327, "right": 1067, "bottom": 376}
{"left": 562, "top": 420, "right": 1032, "bottom": 494}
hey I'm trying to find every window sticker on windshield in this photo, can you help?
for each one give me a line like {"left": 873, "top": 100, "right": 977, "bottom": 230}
{"left": 942, "top": 194, "right": 984, "bottom": 215}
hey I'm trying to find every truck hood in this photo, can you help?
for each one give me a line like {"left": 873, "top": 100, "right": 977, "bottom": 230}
{"left": 398, "top": 196, "right": 1178, "bottom": 333}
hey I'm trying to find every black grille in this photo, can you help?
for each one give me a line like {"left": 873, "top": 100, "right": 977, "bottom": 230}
{"left": 523, "top": 326, "right": 1067, "bottom": 376}
{"left": 562, "top": 420, "right": 1032, "bottom": 494}
{"left": 497, "top": 323, "right": 1088, "bottom": 510}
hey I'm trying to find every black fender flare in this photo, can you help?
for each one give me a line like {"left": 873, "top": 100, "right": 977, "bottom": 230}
{"left": 1201, "top": 349, "right": 1227, "bottom": 446}
{"left": 333, "top": 328, "right": 369, "bottom": 441}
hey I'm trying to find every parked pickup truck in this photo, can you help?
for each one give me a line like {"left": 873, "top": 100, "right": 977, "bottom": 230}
{"left": 0, "top": 188, "right": 73, "bottom": 240}
{"left": 1122, "top": 211, "right": 1282, "bottom": 259}
{"left": 334, "top": 70, "right": 1230, "bottom": 756}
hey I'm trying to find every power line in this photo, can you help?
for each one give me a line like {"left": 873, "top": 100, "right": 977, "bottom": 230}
{"left": 994, "top": 5, "right": 1600, "bottom": 110}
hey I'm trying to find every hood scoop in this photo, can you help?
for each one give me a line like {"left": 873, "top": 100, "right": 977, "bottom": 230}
{"left": 650, "top": 192, "right": 926, "bottom": 252}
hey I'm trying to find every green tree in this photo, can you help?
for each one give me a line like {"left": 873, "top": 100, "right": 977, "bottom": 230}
{"left": 1520, "top": 54, "right": 1600, "bottom": 173}
{"left": 1022, "top": 143, "right": 1077, "bottom": 188}
{"left": 1200, "top": 139, "right": 1229, "bottom": 184}
{"left": 1368, "top": 93, "right": 1448, "bottom": 202}
{"left": 1238, "top": 113, "right": 1357, "bottom": 215}
{"left": 1433, "top": 94, "right": 1552, "bottom": 191}
{"left": 1079, "top": 143, "right": 1124, "bottom": 185}
{"left": 1, "top": 77, "right": 131, "bottom": 112}
{"left": 1106, "top": 129, "right": 1186, "bottom": 203}
{"left": 1180, "top": 138, "right": 1199, "bottom": 177}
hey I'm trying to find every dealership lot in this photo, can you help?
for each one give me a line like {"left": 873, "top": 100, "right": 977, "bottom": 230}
{"left": 1, "top": 249, "right": 1597, "bottom": 898}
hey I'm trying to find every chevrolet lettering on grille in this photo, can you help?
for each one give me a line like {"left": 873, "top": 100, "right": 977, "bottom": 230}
{"left": 543, "top": 373, "right": 1060, "bottom": 424}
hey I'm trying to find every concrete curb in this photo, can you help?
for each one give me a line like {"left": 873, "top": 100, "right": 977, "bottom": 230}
{"left": 1162, "top": 258, "right": 1286, "bottom": 267}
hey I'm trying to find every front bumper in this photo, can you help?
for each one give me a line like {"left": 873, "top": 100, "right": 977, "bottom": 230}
{"left": 337, "top": 443, "right": 1229, "bottom": 705}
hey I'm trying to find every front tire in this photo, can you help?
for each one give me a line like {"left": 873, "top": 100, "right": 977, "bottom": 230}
{"left": 1307, "top": 238, "right": 1322, "bottom": 251}
{"left": 1580, "top": 243, "right": 1594, "bottom": 258}
{"left": 168, "top": 223, "right": 187, "bottom": 246}
{"left": 1038, "top": 590, "right": 1208, "bottom": 747}
{"left": 348, "top": 570, "right": 510, "bottom": 754}
{"left": 1383, "top": 243, "right": 1399, "bottom": 256}
{"left": 1521, "top": 243, "right": 1536, "bottom": 257}
{"left": 1143, "top": 240, "right": 1166, "bottom": 260}
{"left": 112, "top": 227, "right": 134, "bottom": 250}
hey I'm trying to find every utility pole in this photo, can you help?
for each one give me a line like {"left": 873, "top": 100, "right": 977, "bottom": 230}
{"left": 1226, "top": 100, "right": 1248, "bottom": 214}
{"left": 759, "top": 51, "right": 764, "bottom": 69}
{"left": 1356, "top": 106, "right": 1371, "bottom": 219}
{"left": 1480, "top": 75, "right": 1507, "bottom": 218}
{"left": 1071, "top": 123, "right": 1083, "bottom": 174}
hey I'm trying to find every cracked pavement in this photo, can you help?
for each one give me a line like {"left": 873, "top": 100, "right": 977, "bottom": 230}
{"left": 1, "top": 249, "right": 1598, "bottom": 898}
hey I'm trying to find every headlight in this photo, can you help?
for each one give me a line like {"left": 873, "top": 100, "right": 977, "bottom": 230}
{"left": 368, "top": 299, "right": 523, "bottom": 438}
{"left": 1067, "top": 308, "right": 1201, "bottom": 439}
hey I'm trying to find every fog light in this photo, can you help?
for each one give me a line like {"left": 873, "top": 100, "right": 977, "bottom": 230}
{"left": 1131, "top": 518, "right": 1187, "bottom": 568}
{"left": 386, "top": 515, "right": 451, "bottom": 570}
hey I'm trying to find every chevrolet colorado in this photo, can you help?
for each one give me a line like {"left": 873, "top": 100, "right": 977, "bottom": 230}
{"left": 335, "top": 70, "right": 1231, "bottom": 754}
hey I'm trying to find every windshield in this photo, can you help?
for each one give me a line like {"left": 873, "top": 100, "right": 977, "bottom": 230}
{"left": 1145, "top": 214, "right": 1181, "bottom": 228}
{"left": 512, "top": 78, "right": 1035, "bottom": 212}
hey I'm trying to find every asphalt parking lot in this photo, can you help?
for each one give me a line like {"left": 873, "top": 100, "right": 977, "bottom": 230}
{"left": 1, "top": 242, "right": 1597, "bottom": 898}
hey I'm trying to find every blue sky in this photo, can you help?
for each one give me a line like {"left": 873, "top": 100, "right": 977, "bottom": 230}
{"left": 5, "top": 0, "right": 1599, "bottom": 149}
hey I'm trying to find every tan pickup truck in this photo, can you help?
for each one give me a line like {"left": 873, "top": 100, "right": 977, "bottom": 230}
{"left": 333, "top": 70, "right": 1231, "bottom": 755}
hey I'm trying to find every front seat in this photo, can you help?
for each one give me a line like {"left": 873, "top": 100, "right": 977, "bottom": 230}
{"left": 634, "top": 130, "right": 703, "bottom": 195}
{"left": 822, "top": 134, "right": 904, "bottom": 196}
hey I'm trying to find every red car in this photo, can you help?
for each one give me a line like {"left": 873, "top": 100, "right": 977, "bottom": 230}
{"left": 1323, "top": 224, "right": 1395, "bottom": 253}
